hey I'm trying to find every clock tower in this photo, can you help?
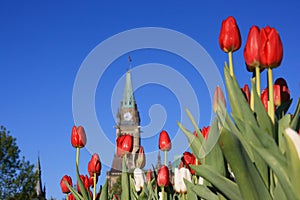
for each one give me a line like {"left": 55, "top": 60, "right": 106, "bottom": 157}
{"left": 106, "top": 66, "right": 141, "bottom": 190}
{"left": 115, "top": 69, "right": 141, "bottom": 168}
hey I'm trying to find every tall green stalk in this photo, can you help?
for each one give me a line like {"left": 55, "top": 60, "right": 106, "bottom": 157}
{"left": 228, "top": 51, "right": 234, "bottom": 77}
{"left": 93, "top": 173, "right": 96, "bottom": 200}
{"left": 164, "top": 150, "right": 167, "bottom": 166}
{"left": 255, "top": 66, "right": 261, "bottom": 97}
{"left": 267, "top": 68, "right": 275, "bottom": 123}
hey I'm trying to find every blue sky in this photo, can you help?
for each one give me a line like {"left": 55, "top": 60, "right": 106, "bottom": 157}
{"left": 0, "top": 1, "right": 299, "bottom": 199}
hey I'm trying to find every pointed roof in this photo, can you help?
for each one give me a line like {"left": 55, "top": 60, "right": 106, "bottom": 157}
{"left": 36, "top": 156, "right": 45, "bottom": 198}
{"left": 122, "top": 70, "right": 135, "bottom": 108}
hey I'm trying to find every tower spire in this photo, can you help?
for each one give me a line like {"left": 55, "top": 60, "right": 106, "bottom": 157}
{"left": 36, "top": 155, "right": 45, "bottom": 198}
{"left": 122, "top": 58, "right": 135, "bottom": 108}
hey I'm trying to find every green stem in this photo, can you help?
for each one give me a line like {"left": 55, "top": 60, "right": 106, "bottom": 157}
{"left": 182, "top": 193, "right": 186, "bottom": 200}
{"left": 93, "top": 173, "right": 96, "bottom": 200}
{"left": 164, "top": 150, "right": 167, "bottom": 166}
{"left": 267, "top": 68, "right": 275, "bottom": 123}
{"left": 161, "top": 186, "right": 165, "bottom": 200}
{"left": 228, "top": 51, "right": 234, "bottom": 77}
{"left": 250, "top": 76, "right": 255, "bottom": 111}
{"left": 76, "top": 147, "right": 80, "bottom": 169}
{"left": 255, "top": 66, "right": 261, "bottom": 97}
{"left": 66, "top": 194, "right": 68, "bottom": 200}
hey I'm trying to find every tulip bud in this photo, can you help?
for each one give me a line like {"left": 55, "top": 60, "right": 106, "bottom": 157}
{"left": 181, "top": 152, "right": 200, "bottom": 175}
{"left": 213, "top": 86, "right": 226, "bottom": 113}
{"left": 77, "top": 175, "right": 90, "bottom": 193}
{"left": 60, "top": 175, "right": 72, "bottom": 194}
{"left": 241, "top": 84, "right": 251, "bottom": 105}
{"left": 137, "top": 146, "right": 146, "bottom": 168}
{"left": 174, "top": 167, "right": 192, "bottom": 193}
{"left": 146, "top": 169, "right": 153, "bottom": 182}
{"left": 274, "top": 78, "right": 290, "bottom": 106}
{"left": 68, "top": 193, "right": 75, "bottom": 200}
{"left": 261, "top": 88, "right": 269, "bottom": 112}
{"left": 201, "top": 126, "right": 210, "bottom": 140}
{"left": 133, "top": 168, "right": 146, "bottom": 192}
{"left": 157, "top": 165, "right": 169, "bottom": 187}
{"left": 88, "top": 153, "right": 101, "bottom": 177}
{"left": 260, "top": 26, "right": 283, "bottom": 69}
{"left": 116, "top": 134, "right": 133, "bottom": 157}
{"left": 158, "top": 130, "right": 171, "bottom": 151}
{"left": 71, "top": 125, "right": 87, "bottom": 148}
{"left": 219, "top": 16, "right": 241, "bottom": 52}
{"left": 244, "top": 26, "right": 261, "bottom": 71}
{"left": 89, "top": 175, "right": 98, "bottom": 188}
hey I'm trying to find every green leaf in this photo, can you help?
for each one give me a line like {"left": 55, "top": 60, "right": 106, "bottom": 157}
{"left": 75, "top": 156, "right": 90, "bottom": 200}
{"left": 290, "top": 98, "right": 300, "bottom": 130}
{"left": 184, "top": 179, "right": 218, "bottom": 200}
{"left": 275, "top": 98, "right": 293, "bottom": 118}
{"left": 190, "top": 165, "right": 242, "bottom": 200}
{"left": 64, "top": 180, "right": 83, "bottom": 200}
{"left": 250, "top": 142, "right": 299, "bottom": 200}
{"left": 121, "top": 156, "right": 130, "bottom": 200}
{"left": 253, "top": 86, "right": 273, "bottom": 137}
{"left": 218, "top": 127, "right": 270, "bottom": 200}
{"left": 100, "top": 179, "right": 108, "bottom": 200}
{"left": 283, "top": 128, "right": 300, "bottom": 194}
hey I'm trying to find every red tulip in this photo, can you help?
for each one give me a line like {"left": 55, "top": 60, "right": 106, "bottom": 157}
{"left": 137, "top": 146, "right": 146, "bottom": 168}
{"left": 261, "top": 88, "right": 269, "bottom": 112}
{"left": 244, "top": 26, "right": 261, "bottom": 71}
{"left": 219, "top": 16, "right": 241, "bottom": 53}
{"left": 68, "top": 193, "right": 75, "bottom": 200}
{"left": 77, "top": 175, "right": 90, "bottom": 193}
{"left": 213, "top": 86, "right": 226, "bottom": 113}
{"left": 274, "top": 78, "right": 290, "bottom": 106}
{"left": 88, "top": 153, "right": 101, "bottom": 177}
{"left": 60, "top": 175, "right": 72, "bottom": 194}
{"left": 89, "top": 175, "right": 98, "bottom": 188}
{"left": 181, "top": 152, "right": 200, "bottom": 175}
{"left": 157, "top": 165, "right": 169, "bottom": 187}
{"left": 260, "top": 26, "right": 283, "bottom": 69}
{"left": 241, "top": 84, "right": 251, "bottom": 105}
{"left": 146, "top": 169, "right": 153, "bottom": 182}
{"left": 71, "top": 125, "right": 87, "bottom": 148}
{"left": 116, "top": 134, "right": 133, "bottom": 157}
{"left": 201, "top": 126, "right": 210, "bottom": 140}
{"left": 159, "top": 130, "right": 171, "bottom": 151}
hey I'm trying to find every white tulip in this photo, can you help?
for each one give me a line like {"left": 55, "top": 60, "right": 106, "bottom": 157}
{"left": 285, "top": 128, "right": 300, "bottom": 159}
{"left": 198, "top": 176, "right": 204, "bottom": 185}
{"left": 133, "top": 168, "right": 146, "bottom": 192}
{"left": 174, "top": 167, "right": 192, "bottom": 193}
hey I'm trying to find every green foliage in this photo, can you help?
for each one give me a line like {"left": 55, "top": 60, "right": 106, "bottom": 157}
{"left": 0, "top": 125, "right": 38, "bottom": 200}
{"left": 178, "top": 66, "right": 300, "bottom": 200}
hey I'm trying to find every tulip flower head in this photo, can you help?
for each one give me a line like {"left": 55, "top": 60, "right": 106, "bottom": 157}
{"left": 181, "top": 152, "right": 200, "bottom": 175}
{"left": 201, "top": 126, "right": 210, "bottom": 140}
{"left": 260, "top": 26, "right": 283, "bottom": 69}
{"left": 261, "top": 88, "right": 269, "bottom": 112}
{"left": 146, "top": 169, "right": 153, "bottom": 182}
{"left": 88, "top": 153, "right": 101, "bottom": 177}
{"left": 274, "top": 78, "right": 290, "bottom": 106}
{"left": 133, "top": 168, "right": 146, "bottom": 192}
{"left": 244, "top": 26, "right": 261, "bottom": 71}
{"left": 174, "top": 167, "right": 192, "bottom": 193}
{"left": 71, "top": 125, "right": 87, "bottom": 148}
{"left": 241, "top": 84, "right": 251, "bottom": 105}
{"left": 77, "top": 175, "right": 90, "bottom": 193}
{"left": 60, "top": 175, "right": 72, "bottom": 194}
{"left": 158, "top": 130, "right": 172, "bottom": 151}
{"left": 137, "top": 146, "right": 146, "bottom": 168}
{"left": 213, "top": 86, "right": 226, "bottom": 113}
{"left": 116, "top": 134, "right": 133, "bottom": 157}
{"left": 219, "top": 16, "right": 241, "bottom": 53}
{"left": 68, "top": 193, "right": 75, "bottom": 200}
{"left": 157, "top": 165, "right": 169, "bottom": 187}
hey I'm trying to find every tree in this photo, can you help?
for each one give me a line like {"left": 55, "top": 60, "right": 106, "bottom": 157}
{"left": 0, "top": 125, "right": 38, "bottom": 200}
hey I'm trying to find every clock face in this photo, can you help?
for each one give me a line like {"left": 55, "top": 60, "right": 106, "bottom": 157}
{"left": 123, "top": 112, "right": 132, "bottom": 121}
